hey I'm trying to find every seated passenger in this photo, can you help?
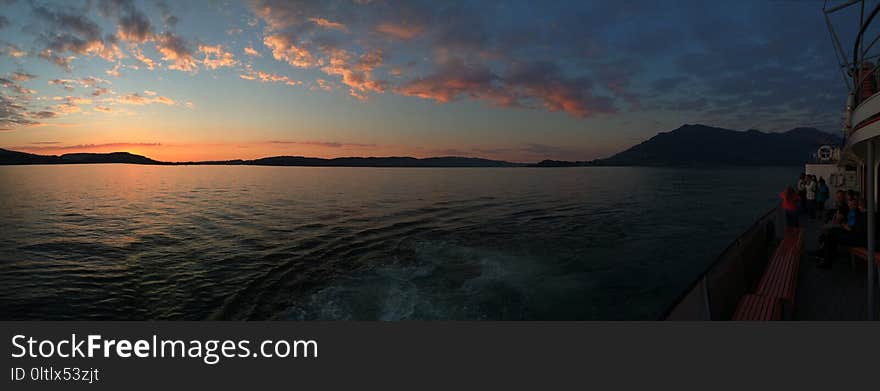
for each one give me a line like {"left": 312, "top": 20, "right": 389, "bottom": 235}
{"left": 816, "top": 196, "right": 866, "bottom": 269}
{"left": 825, "top": 189, "right": 849, "bottom": 224}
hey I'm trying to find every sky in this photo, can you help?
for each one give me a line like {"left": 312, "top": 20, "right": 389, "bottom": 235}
{"left": 0, "top": 0, "right": 859, "bottom": 162}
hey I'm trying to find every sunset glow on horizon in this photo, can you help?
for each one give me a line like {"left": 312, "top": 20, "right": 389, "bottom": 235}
{"left": 1, "top": 0, "right": 845, "bottom": 162}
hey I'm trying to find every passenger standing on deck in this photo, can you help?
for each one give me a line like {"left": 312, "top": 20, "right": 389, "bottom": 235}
{"left": 805, "top": 175, "right": 818, "bottom": 219}
{"left": 816, "top": 177, "right": 830, "bottom": 214}
{"left": 781, "top": 186, "right": 800, "bottom": 228}
{"left": 797, "top": 173, "right": 807, "bottom": 213}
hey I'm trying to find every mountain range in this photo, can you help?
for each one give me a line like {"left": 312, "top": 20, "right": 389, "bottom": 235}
{"left": 0, "top": 124, "right": 842, "bottom": 167}
{"left": 597, "top": 124, "right": 841, "bottom": 166}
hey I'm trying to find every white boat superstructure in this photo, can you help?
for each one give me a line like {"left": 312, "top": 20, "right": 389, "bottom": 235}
{"left": 825, "top": 0, "right": 880, "bottom": 320}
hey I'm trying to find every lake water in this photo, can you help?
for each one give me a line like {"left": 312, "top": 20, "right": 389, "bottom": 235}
{"left": 0, "top": 165, "right": 799, "bottom": 320}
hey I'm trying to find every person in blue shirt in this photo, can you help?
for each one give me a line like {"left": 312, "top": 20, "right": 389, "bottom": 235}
{"left": 817, "top": 195, "right": 867, "bottom": 269}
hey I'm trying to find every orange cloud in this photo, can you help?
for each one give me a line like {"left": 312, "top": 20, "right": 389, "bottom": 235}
{"left": 53, "top": 96, "right": 93, "bottom": 105}
{"left": 106, "top": 63, "right": 122, "bottom": 77}
{"left": 155, "top": 32, "right": 198, "bottom": 71}
{"left": 244, "top": 46, "right": 261, "bottom": 57}
{"left": 395, "top": 59, "right": 615, "bottom": 118}
{"left": 199, "top": 44, "right": 237, "bottom": 69}
{"left": 54, "top": 103, "right": 81, "bottom": 114}
{"left": 1, "top": 43, "right": 26, "bottom": 58}
{"left": 15, "top": 142, "right": 162, "bottom": 153}
{"left": 309, "top": 17, "right": 348, "bottom": 32}
{"left": 114, "top": 92, "right": 176, "bottom": 106}
{"left": 240, "top": 68, "right": 300, "bottom": 86}
{"left": 82, "top": 39, "right": 125, "bottom": 62}
{"left": 314, "top": 78, "right": 333, "bottom": 91}
{"left": 133, "top": 47, "right": 157, "bottom": 70}
{"left": 263, "top": 34, "right": 316, "bottom": 68}
{"left": 320, "top": 47, "right": 386, "bottom": 98}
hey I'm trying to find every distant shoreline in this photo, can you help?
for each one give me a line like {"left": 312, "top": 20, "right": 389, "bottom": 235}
{"left": 0, "top": 161, "right": 805, "bottom": 168}
{"left": 0, "top": 123, "right": 837, "bottom": 168}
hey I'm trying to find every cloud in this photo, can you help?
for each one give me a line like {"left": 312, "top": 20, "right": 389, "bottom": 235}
{"left": 91, "top": 87, "right": 111, "bottom": 96}
{"left": 244, "top": 46, "right": 261, "bottom": 57}
{"left": 375, "top": 21, "right": 424, "bottom": 40}
{"left": 250, "top": 0, "right": 310, "bottom": 30}
{"left": 80, "top": 76, "right": 109, "bottom": 88}
{"left": 0, "top": 15, "right": 9, "bottom": 30}
{"left": 48, "top": 77, "right": 109, "bottom": 91}
{"left": 116, "top": 10, "right": 153, "bottom": 43}
{"left": 154, "top": 0, "right": 178, "bottom": 28}
{"left": 52, "top": 96, "right": 92, "bottom": 115}
{"left": 396, "top": 58, "right": 615, "bottom": 118}
{"left": 133, "top": 47, "right": 156, "bottom": 69}
{"left": 320, "top": 47, "right": 386, "bottom": 98}
{"left": 266, "top": 140, "right": 376, "bottom": 148}
{"left": 115, "top": 92, "right": 176, "bottom": 105}
{"left": 0, "top": 95, "right": 40, "bottom": 129}
{"left": 31, "top": 4, "right": 124, "bottom": 66}
{"left": 16, "top": 142, "right": 162, "bottom": 151}
{"left": 28, "top": 110, "right": 58, "bottom": 119}
{"left": 263, "top": 34, "right": 316, "bottom": 68}
{"left": 11, "top": 72, "right": 36, "bottom": 82}
{"left": 53, "top": 95, "right": 93, "bottom": 105}
{"left": 199, "top": 44, "right": 237, "bottom": 69}
{"left": 395, "top": 58, "right": 499, "bottom": 103}
{"left": 1, "top": 43, "right": 26, "bottom": 58}
{"left": 155, "top": 32, "right": 197, "bottom": 71}
{"left": 503, "top": 61, "right": 616, "bottom": 117}
{"left": 314, "top": 79, "right": 332, "bottom": 91}
{"left": 49, "top": 79, "right": 76, "bottom": 90}
{"left": 0, "top": 77, "right": 36, "bottom": 95}
{"left": 38, "top": 50, "right": 75, "bottom": 71}
{"left": 239, "top": 68, "right": 300, "bottom": 86}
{"left": 94, "top": 106, "right": 113, "bottom": 112}
{"left": 309, "top": 17, "right": 348, "bottom": 32}
{"left": 106, "top": 63, "right": 122, "bottom": 77}
{"left": 53, "top": 102, "right": 81, "bottom": 114}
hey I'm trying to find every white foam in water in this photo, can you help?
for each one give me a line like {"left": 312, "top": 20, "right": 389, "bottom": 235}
{"left": 282, "top": 239, "right": 549, "bottom": 320}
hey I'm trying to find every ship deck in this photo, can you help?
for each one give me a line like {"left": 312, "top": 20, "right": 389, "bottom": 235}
{"left": 795, "top": 214, "right": 880, "bottom": 320}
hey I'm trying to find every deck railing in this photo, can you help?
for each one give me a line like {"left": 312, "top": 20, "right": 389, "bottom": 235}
{"left": 661, "top": 205, "right": 785, "bottom": 320}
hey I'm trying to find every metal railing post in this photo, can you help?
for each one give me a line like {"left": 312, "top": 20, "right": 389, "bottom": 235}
{"left": 868, "top": 139, "right": 876, "bottom": 320}
{"left": 701, "top": 276, "right": 712, "bottom": 321}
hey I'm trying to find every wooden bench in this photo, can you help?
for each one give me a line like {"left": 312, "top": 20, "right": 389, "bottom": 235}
{"left": 732, "top": 294, "right": 782, "bottom": 320}
{"left": 755, "top": 228, "right": 802, "bottom": 305}
{"left": 730, "top": 227, "right": 802, "bottom": 320}
{"left": 848, "top": 247, "right": 880, "bottom": 269}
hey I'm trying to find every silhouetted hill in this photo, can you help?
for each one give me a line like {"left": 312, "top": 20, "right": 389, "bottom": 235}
{"left": 60, "top": 152, "right": 162, "bottom": 164}
{"left": 0, "top": 148, "right": 64, "bottom": 165}
{"left": 598, "top": 124, "right": 841, "bottom": 166}
{"left": 529, "top": 159, "right": 595, "bottom": 167}
{"left": 0, "top": 149, "right": 163, "bottom": 165}
{"left": 247, "top": 156, "right": 519, "bottom": 167}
